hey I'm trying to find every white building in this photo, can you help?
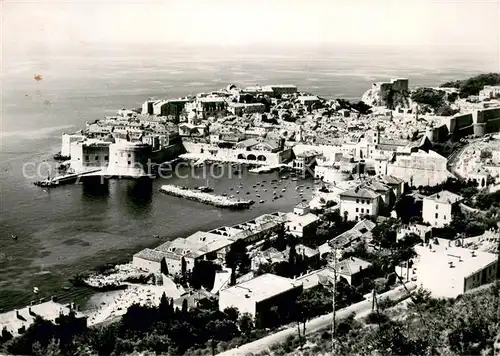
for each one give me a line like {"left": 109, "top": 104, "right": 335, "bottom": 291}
{"left": 422, "top": 190, "right": 463, "bottom": 227}
{"left": 218, "top": 273, "right": 302, "bottom": 318}
{"left": 396, "top": 238, "right": 498, "bottom": 298}
{"left": 284, "top": 204, "right": 319, "bottom": 238}
{"left": 387, "top": 149, "right": 450, "bottom": 187}
{"left": 337, "top": 257, "right": 373, "bottom": 285}
{"left": 339, "top": 187, "right": 380, "bottom": 221}
{"left": 132, "top": 248, "right": 168, "bottom": 273}
{"left": 61, "top": 132, "right": 85, "bottom": 158}
{"left": 479, "top": 85, "right": 500, "bottom": 101}
{"left": 397, "top": 223, "right": 432, "bottom": 242}
{"left": 0, "top": 300, "right": 87, "bottom": 337}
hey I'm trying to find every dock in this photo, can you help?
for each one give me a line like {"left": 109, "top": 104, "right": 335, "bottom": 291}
{"left": 160, "top": 185, "right": 254, "bottom": 209}
{"left": 34, "top": 169, "right": 103, "bottom": 187}
{"left": 248, "top": 165, "right": 281, "bottom": 174}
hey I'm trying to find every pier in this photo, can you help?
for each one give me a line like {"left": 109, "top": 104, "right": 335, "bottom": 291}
{"left": 160, "top": 184, "right": 254, "bottom": 209}
{"left": 34, "top": 169, "right": 103, "bottom": 187}
{"left": 248, "top": 165, "right": 282, "bottom": 174}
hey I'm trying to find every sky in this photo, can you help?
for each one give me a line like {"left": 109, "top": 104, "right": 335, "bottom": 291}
{"left": 1, "top": 0, "right": 499, "bottom": 52}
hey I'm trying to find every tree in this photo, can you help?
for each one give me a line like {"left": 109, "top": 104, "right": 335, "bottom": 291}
{"left": 371, "top": 219, "right": 398, "bottom": 249}
{"left": 411, "top": 88, "right": 446, "bottom": 110}
{"left": 223, "top": 307, "right": 239, "bottom": 323}
{"left": 225, "top": 240, "right": 251, "bottom": 275}
{"left": 32, "top": 339, "right": 61, "bottom": 356}
{"left": 237, "top": 313, "right": 254, "bottom": 335}
{"left": 394, "top": 194, "right": 420, "bottom": 224}
{"left": 441, "top": 73, "right": 500, "bottom": 98}
{"left": 160, "top": 258, "right": 169, "bottom": 275}
{"left": 1, "top": 326, "right": 13, "bottom": 344}
{"left": 159, "top": 292, "right": 172, "bottom": 320}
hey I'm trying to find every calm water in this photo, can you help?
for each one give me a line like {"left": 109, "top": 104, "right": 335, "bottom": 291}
{"left": 0, "top": 43, "right": 497, "bottom": 310}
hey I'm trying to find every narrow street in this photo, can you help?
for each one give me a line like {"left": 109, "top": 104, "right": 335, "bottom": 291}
{"left": 217, "top": 282, "right": 417, "bottom": 356}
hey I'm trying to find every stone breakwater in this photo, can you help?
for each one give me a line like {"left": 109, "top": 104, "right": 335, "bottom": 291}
{"left": 160, "top": 184, "right": 254, "bottom": 209}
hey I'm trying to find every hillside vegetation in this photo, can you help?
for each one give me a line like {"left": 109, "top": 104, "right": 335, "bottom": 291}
{"left": 259, "top": 283, "right": 500, "bottom": 356}
{"left": 440, "top": 73, "right": 500, "bottom": 98}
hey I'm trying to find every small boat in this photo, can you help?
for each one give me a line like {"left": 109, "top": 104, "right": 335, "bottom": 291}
{"left": 259, "top": 200, "right": 265, "bottom": 204}
{"left": 306, "top": 186, "right": 310, "bottom": 189}
{"left": 62, "top": 286, "right": 71, "bottom": 291}
{"left": 236, "top": 191, "right": 240, "bottom": 194}
{"left": 230, "top": 188, "right": 234, "bottom": 191}
{"left": 273, "top": 191, "right": 277, "bottom": 195}
{"left": 33, "top": 287, "right": 39, "bottom": 294}
{"left": 197, "top": 186, "right": 214, "bottom": 193}
{"left": 279, "top": 194, "right": 283, "bottom": 198}
{"left": 246, "top": 192, "right": 250, "bottom": 195}
{"left": 53, "top": 152, "right": 70, "bottom": 161}
{"left": 281, "top": 188, "right": 286, "bottom": 192}
{"left": 292, "top": 178, "right": 298, "bottom": 181}
{"left": 262, "top": 180, "right": 267, "bottom": 183}
{"left": 256, "top": 194, "right": 260, "bottom": 198}
{"left": 301, "top": 198, "right": 307, "bottom": 202}
{"left": 11, "top": 234, "right": 18, "bottom": 240}
{"left": 230, "top": 195, "right": 235, "bottom": 198}
{"left": 222, "top": 193, "right": 227, "bottom": 196}
{"left": 263, "top": 189, "right": 268, "bottom": 192}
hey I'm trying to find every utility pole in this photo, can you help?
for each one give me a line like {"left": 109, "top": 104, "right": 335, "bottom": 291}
{"left": 328, "top": 247, "right": 338, "bottom": 355}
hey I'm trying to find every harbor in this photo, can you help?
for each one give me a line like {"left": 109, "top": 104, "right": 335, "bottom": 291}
{"left": 0, "top": 162, "right": 317, "bottom": 312}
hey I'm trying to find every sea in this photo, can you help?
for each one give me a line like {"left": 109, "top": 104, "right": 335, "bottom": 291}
{"left": 0, "top": 43, "right": 497, "bottom": 311}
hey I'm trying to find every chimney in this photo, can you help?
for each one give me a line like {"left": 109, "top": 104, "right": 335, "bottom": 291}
{"left": 15, "top": 310, "right": 20, "bottom": 319}
{"left": 359, "top": 265, "right": 363, "bottom": 272}
{"left": 51, "top": 295, "right": 57, "bottom": 302}
{"left": 30, "top": 301, "right": 35, "bottom": 306}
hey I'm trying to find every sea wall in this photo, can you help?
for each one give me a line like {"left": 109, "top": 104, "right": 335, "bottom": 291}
{"left": 160, "top": 185, "right": 253, "bottom": 209}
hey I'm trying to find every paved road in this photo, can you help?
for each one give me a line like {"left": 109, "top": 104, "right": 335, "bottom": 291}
{"left": 217, "top": 282, "right": 417, "bottom": 356}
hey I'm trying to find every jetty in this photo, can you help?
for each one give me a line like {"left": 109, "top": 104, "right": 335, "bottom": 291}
{"left": 248, "top": 165, "right": 281, "bottom": 174}
{"left": 33, "top": 169, "right": 103, "bottom": 188}
{"left": 160, "top": 185, "right": 254, "bottom": 209}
